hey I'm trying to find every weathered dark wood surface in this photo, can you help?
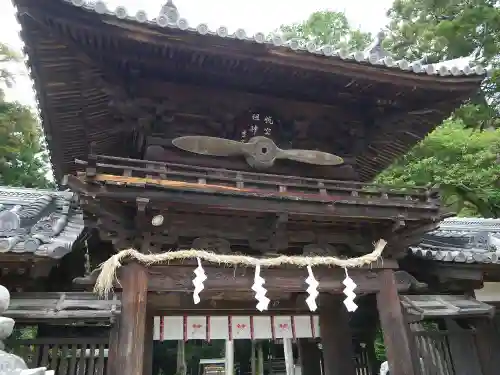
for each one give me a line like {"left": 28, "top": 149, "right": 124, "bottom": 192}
{"left": 144, "top": 265, "right": 394, "bottom": 293}
{"left": 75, "top": 262, "right": 416, "bottom": 294}
{"left": 376, "top": 269, "right": 416, "bottom": 375}
{"left": 474, "top": 318, "right": 500, "bottom": 375}
{"left": 319, "top": 294, "right": 356, "bottom": 375}
{"left": 69, "top": 154, "right": 443, "bottom": 257}
{"left": 114, "top": 263, "right": 148, "bottom": 375}
{"left": 8, "top": 337, "right": 108, "bottom": 375}
{"left": 5, "top": 292, "right": 120, "bottom": 321}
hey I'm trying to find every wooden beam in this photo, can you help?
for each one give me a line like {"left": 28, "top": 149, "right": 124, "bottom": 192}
{"left": 319, "top": 294, "right": 356, "bottom": 375}
{"left": 69, "top": 178, "right": 438, "bottom": 222}
{"left": 132, "top": 265, "right": 395, "bottom": 294}
{"left": 114, "top": 263, "right": 148, "bottom": 375}
{"left": 5, "top": 291, "right": 120, "bottom": 321}
{"left": 133, "top": 80, "right": 355, "bottom": 119}
{"left": 376, "top": 269, "right": 416, "bottom": 375}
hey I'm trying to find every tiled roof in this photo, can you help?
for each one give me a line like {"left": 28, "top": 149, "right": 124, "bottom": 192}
{"left": 59, "top": 0, "right": 487, "bottom": 77}
{"left": 0, "top": 186, "right": 84, "bottom": 259}
{"left": 410, "top": 217, "right": 500, "bottom": 264}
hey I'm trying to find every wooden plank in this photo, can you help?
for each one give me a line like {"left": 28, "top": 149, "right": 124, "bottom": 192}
{"left": 4, "top": 310, "right": 117, "bottom": 320}
{"left": 446, "top": 320, "right": 482, "bottom": 375}
{"left": 13, "top": 338, "right": 108, "bottom": 345}
{"left": 50, "top": 343, "right": 59, "bottom": 371}
{"left": 114, "top": 263, "right": 148, "bottom": 375}
{"left": 96, "top": 342, "right": 106, "bottom": 375}
{"left": 88, "top": 343, "right": 97, "bottom": 375}
{"left": 68, "top": 343, "right": 78, "bottom": 375}
{"left": 376, "top": 269, "right": 416, "bottom": 375}
{"left": 319, "top": 294, "right": 356, "bottom": 375}
{"left": 473, "top": 318, "right": 500, "bottom": 375}
{"left": 77, "top": 343, "right": 86, "bottom": 375}
{"left": 40, "top": 343, "right": 50, "bottom": 367}
{"left": 59, "top": 344, "right": 69, "bottom": 375}
{"left": 33, "top": 343, "right": 41, "bottom": 368}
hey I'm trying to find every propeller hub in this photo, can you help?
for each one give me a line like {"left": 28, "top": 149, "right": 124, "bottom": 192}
{"left": 245, "top": 136, "right": 278, "bottom": 168}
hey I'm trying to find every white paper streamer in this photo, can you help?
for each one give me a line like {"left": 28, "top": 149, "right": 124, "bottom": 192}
{"left": 342, "top": 268, "right": 358, "bottom": 312}
{"left": 192, "top": 257, "right": 207, "bottom": 304}
{"left": 251, "top": 264, "right": 270, "bottom": 311}
{"left": 305, "top": 265, "right": 319, "bottom": 311}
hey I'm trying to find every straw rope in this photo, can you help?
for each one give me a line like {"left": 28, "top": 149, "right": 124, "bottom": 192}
{"left": 94, "top": 238, "right": 387, "bottom": 296}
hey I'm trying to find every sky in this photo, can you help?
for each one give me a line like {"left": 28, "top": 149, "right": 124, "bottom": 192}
{"left": 1, "top": 0, "right": 394, "bottom": 106}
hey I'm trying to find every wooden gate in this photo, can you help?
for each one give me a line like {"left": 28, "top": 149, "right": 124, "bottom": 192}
{"left": 7, "top": 337, "right": 109, "bottom": 375}
{"left": 410, "top": 321, "right": 483, "bottom": 375}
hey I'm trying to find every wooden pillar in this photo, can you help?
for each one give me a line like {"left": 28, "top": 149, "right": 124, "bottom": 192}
{"left": 376, "top": 269, "right": 416, "bottom": 375}
{"left": 115, "top": 263, "right": 149, "bottom": 375}
{"left": 297, "top": 339, "right": 321, "bottom": 375}
{"left": 143, "top": 310, "right": 154, "bottom": 375}
{"left": 319, "top": 294, "right": 356, "bottom": 375}
{"left": 107, "top": 319, "right": 120, "bottom": 375}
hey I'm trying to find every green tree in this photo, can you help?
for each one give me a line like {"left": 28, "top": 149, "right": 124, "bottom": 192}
{"left": 0, "top": 42, "right": 51, "bottom": 188}
{"left": 386, "top": 0, "right": 500, "bottom": 62}
{"left": 279, "top": 11, "right": 372, "bottom": 50}
{"left": 384, "top": 0, "right": 500, "bottom": 130}
{"left": 376, "top": 120, "right": 500, "bottom": 217}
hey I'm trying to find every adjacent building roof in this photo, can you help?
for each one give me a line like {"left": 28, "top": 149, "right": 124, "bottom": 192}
{"left": 410, "top": 218, "right": 500, "bottom": 264}
{"left": 0, "top": 186, "right": 85, "bottom": 259}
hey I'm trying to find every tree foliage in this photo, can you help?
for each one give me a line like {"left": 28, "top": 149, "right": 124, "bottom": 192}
{"left": 385, "top": 0, "right": 500, "bottom": 130}
{"left": 386, "top": 0, "right": 500, "bottom": 62}
{"left": 279, "top": 11, "right": 372, "bottom": 50}
{"left": 377, "top": 121, "right": 500, "bottom": 217}
{"left": 0, "top": 42, "right": 51, "bottom": 189}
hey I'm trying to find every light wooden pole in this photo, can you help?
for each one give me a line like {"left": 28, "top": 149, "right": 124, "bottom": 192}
{"left": 114, "top": 263, "right": 148, "bottom": 375}
{"left": 225, "top": 339, "right": 234, "bottom": 375}
{"left": 283, "top": 338, "right": 295, "bottom": 375}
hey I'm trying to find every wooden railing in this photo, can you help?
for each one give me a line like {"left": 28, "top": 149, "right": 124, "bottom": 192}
{"left": 410, "top": 322, "right": 483, "bottom": 375}
{"left": 353, "top": 348, "right": 373, "bottom": 375}
{"left": 7, "top": 337, "right": 108, "bottom": 375}
{"left": 76, "top": 154, "right": 438, "bottom": 205}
